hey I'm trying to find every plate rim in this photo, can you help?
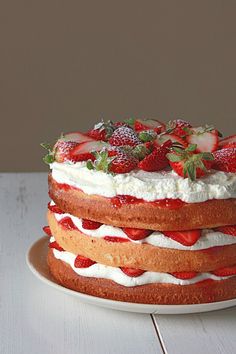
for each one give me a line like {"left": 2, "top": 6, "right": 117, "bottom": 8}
{"left": 26, "top": 236, "right": 236, "bottom": 314}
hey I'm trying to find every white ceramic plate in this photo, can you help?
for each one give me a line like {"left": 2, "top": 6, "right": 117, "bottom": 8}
{"left": 26, "top": 237, "right": 236, "bottom": 314}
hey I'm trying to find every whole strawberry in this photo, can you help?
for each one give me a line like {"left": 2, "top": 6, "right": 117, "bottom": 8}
{"left": 109, "top": 126, "right": 141, "bottom": 147}
{"left": 87, "top": 149, "right": 138, "bottom": 174}
{"left": 167, "top": 119, "right": 192, "bottom": 137}
{"left": 138, "top": 141, "right": 171, "bottom": 172}
{"left": 167, "top": 144, "right": 214, "bottom": 180}
{"left": 53, "top": 140, "right": 79, "bottom": 162}
{"left": 212, "top": 148, "right": 236, "bottom": 172}
{"left": 87, "top": 120, "right": 115, "bottom": 141}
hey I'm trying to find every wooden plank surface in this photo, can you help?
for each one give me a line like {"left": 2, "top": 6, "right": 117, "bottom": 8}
{"left": 153, "top": 303, "right": 236, "bottom": 354}
{"left": 0, "top": 173, "right": 161, "bottom": 354}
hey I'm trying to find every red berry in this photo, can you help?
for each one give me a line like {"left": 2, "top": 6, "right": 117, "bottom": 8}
{"left": 138, "top": 143, "right": 170, "bottom": 172}
{"left": 87, "top": 128, "right": 107, "bottom": 141}
{"left": 54, "top": 140, "right": 79, "bottom": 162}
{"left": 63, "top": 131, "right": 95, "bottom": 143}
{"left": 171, "top": 119, "right": 192, "bottom": 137}
{"left": 43, "top": 226, "right": 52, "bottom": 236}
{"left": 82, "top": 219, "right": 102, "bottom": 230}
{"left": 103, "top": 236, "right": 130, "bottom": 243}
{"left": 120, "top": 267, "right": 145, "bottom": 277}
{"left": 110, "top": 153, "right": 138, "bottom": 174}
{"left": 109, "top": 126, "right": 141, "bottom": 147}
{"left": 156, "top": 134, "right": 187, "bottom": 147}
{"left": 218, "top": 134, "right": 236, "bottom": 149}
{"left": 47, "top": 202, "right": 64, "bottom": 214}
{"left": 223, "top": 142, "right": 236, "bottom": 149}
{"left": 49, "top": 241, "right": 64, "bottom": 251}
{"left": 162, "top": 230, "right": 201, "bottom": 246}
{"left": 70, "top": 141, "right": 108, "bottom": 162}
{"left": 171, "top": 271, "right": 198, "bottom": 279}
{"left": 186, "top": 127, "right": 219, "bottom": 152}
{"left": 123, "top": 227, "right": 152, "bottom": 240}
{"left": 74, "top": 255, "right": 96, "bottom": 268}
{"left": 214, "top": 225, "right": 236, "bottom": 236}
{"left": 134, "top": 119, "right": 165, "bottom": 133}
{"left": 213, "top": 148, "right": 236, "bottom": 172}
{"left": 212, "top": 265, "right": 236, "bottom": 277}
{"left": 58, "top": 217, "right": 78, "bottom": 231}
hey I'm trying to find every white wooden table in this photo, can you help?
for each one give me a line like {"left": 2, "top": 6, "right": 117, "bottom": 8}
{"left": 1, "top": 173, "right": 236, "bottom": 354}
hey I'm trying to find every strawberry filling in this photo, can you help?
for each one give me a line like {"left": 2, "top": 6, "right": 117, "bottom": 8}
{"left": 49, "top": 241, "right": 64, "bottom": 251}
{"left": 171, "top": 271, "right": 198, "bottom": 280}
{"left": 58, "top": 217, "right": 78, "bottom": 231}
{"left": 48, "top": 202, "right": 64, "bottom": 214}
{"left": 82, "top": 219, "right": 102, "bottom": 230}
{"left": 122, "top": 227, "right": 152, "bottom": 240}
{"left": 43, "top": 226, "right": 52, "bottom": 236}
{"left": 214, "top": 225, "right": 236, "bottom": 237}
{"left": 74, "top": 255, "right": 96, "bottom": 268}
{"left": 111, "top": 195, "right": 186, "bottom": 209}
{"left": 162, "top": 230, "right": 201, "bottom": 246}
{"left": 103, "top": 236, "right": 130, "bottom": 243}
{"left": 120, "top": 267, "right": 145, "bottom": 277}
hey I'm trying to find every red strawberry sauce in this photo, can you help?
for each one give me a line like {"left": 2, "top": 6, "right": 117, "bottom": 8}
{"left": 53, "top": 180, "right": 186, "bottom": 209}
{"left": 111, "top": 195, "right": 185, "bottom": 209}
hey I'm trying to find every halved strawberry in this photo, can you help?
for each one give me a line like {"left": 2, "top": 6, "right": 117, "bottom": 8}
{"left": 171, "top": 271, "right": 198, "bottom": 279}
{"left": 134, "top": 119, "right": 165, "bottom": 134}
{"left": 167, "top": 144, "right": 214, "bottom": 180}
{"left": 109, "top": 126, "right": 141, "bottom": 147}
{"left": 82, "top": 219, "right": 102, "bottom": 230}
{"left": 63, "top": 131, "right": 95, "bottom": 143}
{"left": 103, "top": 236, "right": 130, "bottom": 243}
{"left": 156, "top": 133, "right": 187, "bottom": 147}
{"left": 122, "top": 227, "right": 152, "bottom": 240}
{"left": 54, "top": 140, "right": 79, "bottom": 162}
{"left": 74, "top": 255, "right": 96, "bottom": 268}
{"left": 120, "top": 267, "right": 145, "bottom": 277}
{"left": 212, "top": 265, "right": 236, "bottom": 277}
{"left": 43, "top": 226, "right": 52, "bottom": 236}
{"left": 212, "top": 147, "right": 236, "bottom": 172}
{"left": 186, "top": 127, "right": 219, "bottom": 152}
{"left": 58, "top": 217, "right": 78, "bottom": 231}
{"left": 218, "top": 134, "right": 236, "bottom": 148}
{"left": 47, "top": 202, "right": 64, "bottom": 214}
{"left": 162, "top": 229, "right": 201, "bottom": 246}
{"left": 70, "top": 141, "right": 108, "bottom": 162}
{"left": 214, "top": 225, "right": 236, "bottom": 236}
{"left": 49, "top": 241, "right": 64, "bottom": 251}
{"left": 138, "top": 141, "right": 171, "bottom": 172}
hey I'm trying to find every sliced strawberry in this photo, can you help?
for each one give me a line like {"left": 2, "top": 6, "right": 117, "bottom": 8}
{"left": 218, "top": 134, "right": 236, "bottom": 148}
{"left": 87, "top": 120, "right": 115, "bottom": 141}
{"left": 109, "top": 126, "right": 141, "bottom": 147}
{"left": 214, "top": 225, "right": 236, "bottom": 236}
{"left": 82, "top": 219, "right": 102, "bottom": 230}
{"left": 122, "top": 227, "right": 152, "bottom": 240}
{"left": 167, "top": 144, "right": 214, "bottom": 180}
{"left": 212, "top": 265, "right": 236, "bottom": 277}
{"left": 43, "top": 226, "right": 52, "bottom": 236}
{"left": 47, "top": 202, "right": 64, "bottom": 214}
{"left": 138, "top": 142, "right": 171, "bottom": 172}
{"left": 58, "top": 216, "right": 78, "bottom": 231}
{"left": 169, "top": 119, "right": 192, "bottom": 137}
{"left": 186, "top": 127, "right": 219, "bottom": 153}
{"left": 63, "top": 131, "right": 95, "bottom": 143}
{"left": 74, "top": 255, "right": 96, "bottom": 268}
{"left": 49, "top": 241, "right": 64, "bottom": 251}
{"left": 87, "top": 128, "right": 107, "bottom": 141}
{"left": 103, "top": 236, "right": 130, "bottom": 243}
{"left": 54, "top": 140, "right": 79, "bottom": 162}
{"left": 110, "top": 153, "right": 138, "bottom": 174}
{"left": 162, "top": 229, "right": 201, "bottom": 246}
{"left": 212, "top": 148, "right": 236, "bottom": 172}
{"left": 70, "top": 141, "right": 108, "bottom": 162}
{"left": 171, "top": 271, "right": 198, "bottom": 279}
{"left": 156, "top": 133, "right": 187, "bottom": 147}
{"left": 120, "top": 267, "right": 145, "bottom": 277}
{"left": 134, "top": 119, "right": 165, "bottom": 134}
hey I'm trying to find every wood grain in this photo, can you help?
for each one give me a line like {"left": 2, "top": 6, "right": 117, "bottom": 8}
{"left": 0, "top": 173, "right": 161, "bottom": 354}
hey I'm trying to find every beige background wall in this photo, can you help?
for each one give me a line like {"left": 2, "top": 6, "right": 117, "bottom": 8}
{"left": 1, "top": 1, "right": 236, "bottom": 171}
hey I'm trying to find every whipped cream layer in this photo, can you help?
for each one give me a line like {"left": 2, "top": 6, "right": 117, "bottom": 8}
{"left": 53, "top": 210, "right": 236, "bottom": 251}
{"left": 50, "top": 238, "right": 230, "bottom": 287}
{"left": 50, "top": 161, "right": 236, "bottom": 203}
